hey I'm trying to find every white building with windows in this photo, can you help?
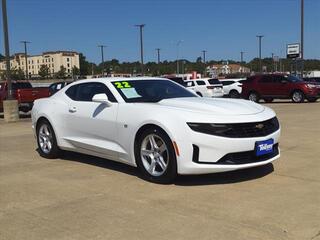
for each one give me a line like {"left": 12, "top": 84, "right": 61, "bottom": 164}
{"left": 0, "top": 51, "right": 80, "bottom": 78}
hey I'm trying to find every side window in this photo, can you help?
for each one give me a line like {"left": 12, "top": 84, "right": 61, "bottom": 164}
{"left": 196, "top": 81, "right": 206, "bottom": 86}
{"left": 221, "top": 81, "right": 234, "bottom": 86}
{"left": 65, "top": 85, "right": 78, "bottom": 100}
{"left": 260, "top": 76, "right": 272, "bottom": 83}
{"left": 75, "top": 83, "right": 117, "bottom": 102}
{"left": 274, "top": 75, "right": 287, "bottom": 83}
{"left": 186, "top": 81, "right": 195, "bottom": 87}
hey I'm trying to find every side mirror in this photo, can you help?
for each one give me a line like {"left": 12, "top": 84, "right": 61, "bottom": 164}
{"left": 92, "top": 93, "right": 112, "bottom": 106}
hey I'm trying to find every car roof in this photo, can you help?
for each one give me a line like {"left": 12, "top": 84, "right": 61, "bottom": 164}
{"left": 71, "top": 77, "right": 169, "bottom": 85}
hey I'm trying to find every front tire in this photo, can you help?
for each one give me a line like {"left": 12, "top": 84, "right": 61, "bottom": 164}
{"left": 307, "top": 97, "right": 318, "bottom": 103}
{"left": 248, "top": 91, "right": 260, "bottom": 102}
{"left": 135, "top": 127, "right": 177, "bottom": 184}
{"left": 36, "top": 119, "right": 61, "bottom": 158}
{"left": 291, "top": 90, "right": 305, "bottom": 103}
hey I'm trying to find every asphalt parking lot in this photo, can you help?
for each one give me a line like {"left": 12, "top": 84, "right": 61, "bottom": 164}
{"left": 0, "top": 102, "right": 319, "bottom": 240}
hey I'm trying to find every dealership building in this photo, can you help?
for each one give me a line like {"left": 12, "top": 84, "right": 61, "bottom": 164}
{"left": 0, "top": 51, "right": 80, "bottom": 78}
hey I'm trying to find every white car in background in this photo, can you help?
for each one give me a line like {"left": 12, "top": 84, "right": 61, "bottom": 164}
{"left": 220, "top": 78, "right": 245, "bottom": 98}
{"left": 185, "top": 78, "right": 224, "bottom": 98}
{"left": 32, "top": 77, "right": 280, "bottom": 183}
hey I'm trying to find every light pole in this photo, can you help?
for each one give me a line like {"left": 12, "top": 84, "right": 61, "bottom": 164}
{"left": 202, "top": 50, "right": 207, "bottom": 77}
{"left": 2, "top": 0, "right": 12, "bottom": 99}
{"left": 2, "top": 0, "right": 19, "bottom": 122}
{"left": 156, "top": 48, "right": 161, "bottom": 64}
{"left": 240, "top": 51, "right": 244, "bottom": 63}
{"left": 98, "top": 45, "right": 106, "bottom": 76}
{"left": 256, "top": 35, "right": 264, "bottom": 72}
{"left": 176, "top": 40, "right": 183, "bottom": 75}
{"left": 300, "top": 0, "right": 304, "bottom": 76}
{"left": 271, "top": 53, "right": 274, "bottom": 72}
{"left": 240, "top": 51, "right": 244, "bottom": 73}
{"left": 135, "top": 24, "right": 145, "bottom": 76}
{"left": 20, "top": 41, "right": 30, "bottom": 79}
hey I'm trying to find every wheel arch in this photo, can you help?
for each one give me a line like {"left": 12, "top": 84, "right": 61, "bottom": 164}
{"left": 35, "top": 115, "right": 61, "bottom": 146}
{"left": 290, "top": 88, "right": 305, "bottom": 97}
{"left": 134, "top": 123, "right": 173, "bottom": 149}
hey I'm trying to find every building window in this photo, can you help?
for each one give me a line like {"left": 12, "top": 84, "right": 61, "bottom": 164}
{"left": 67, "top": 69, "right": 70, "bottom": 73}
{"left": 67, "top": 63, "right": 70, "bottom": 67}
{"left": 28, "top": 60, "right": 30, "bottom": 64}
{"left": 52, "top": 64, "right": 54, "bottom": 67}
{"left": 37, "top": 60, "right": 39, "bottom": 63}
{"left": 67, "top": 58, "right": 70, "bottom": 62}
{"left": 52, "top": 58, "right": 53, "bottom": 61}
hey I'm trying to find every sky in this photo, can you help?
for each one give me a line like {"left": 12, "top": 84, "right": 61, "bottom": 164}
{"left": 0, "top": 0, "right": 319, "bottom": 63}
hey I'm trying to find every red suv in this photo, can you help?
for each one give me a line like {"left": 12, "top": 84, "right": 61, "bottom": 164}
{"left": 242, "top": 74, "right": 320, "bottom": 103}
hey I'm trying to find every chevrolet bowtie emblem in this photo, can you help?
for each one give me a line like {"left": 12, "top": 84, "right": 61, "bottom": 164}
{"left": 256, "top": 124, "right": 264, "bottom": 129}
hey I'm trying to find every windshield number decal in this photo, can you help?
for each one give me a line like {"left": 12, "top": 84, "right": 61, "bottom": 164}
{"left": 114, "top": 81, "right": 131, "bottom": 89}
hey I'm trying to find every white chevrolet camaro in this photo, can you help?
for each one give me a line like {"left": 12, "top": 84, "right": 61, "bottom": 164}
{"left": 32, "top": 77, "right": 281, "bottom": 183}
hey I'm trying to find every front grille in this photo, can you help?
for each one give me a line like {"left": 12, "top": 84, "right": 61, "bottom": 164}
{"left": 216, "top": 143, "right": 279, "bottom": 165}
{"left": 221, "top": 117, "right": 280, "bottom": 138}
{"left": 188, "top": 117, "right": 280, "bottom": 138}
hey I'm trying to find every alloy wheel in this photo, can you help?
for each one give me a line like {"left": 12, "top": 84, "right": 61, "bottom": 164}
{"left": 140, "top": 134, "right": 169, "bottom": 177}
{"left": 292, "top": 91, "right": 303, "bottom": 103}
{"left": 38, "top": 124, "right": 53, "bottom": 154}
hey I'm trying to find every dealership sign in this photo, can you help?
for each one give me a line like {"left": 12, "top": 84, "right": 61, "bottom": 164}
{"left": 287, "top": 43, "right": 300, "bottom": 58}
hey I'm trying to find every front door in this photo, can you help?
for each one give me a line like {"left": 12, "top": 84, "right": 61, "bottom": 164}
{"left": 65, "top": 82, "right": 119, "bottom": 159}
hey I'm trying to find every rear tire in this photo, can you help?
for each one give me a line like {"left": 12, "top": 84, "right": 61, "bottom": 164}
{"left": 291, "top": 90, "right": 305, "bottom": 103}
{"left": 248, "top": 92, "right": 260, "bottom": 102}
{"left": 135, "top": 127, "right": 177, "bottom": 184}
{"left": 36, "top": 119, "right": 61, "bottom": 159}
{"left": 229, "top": 90, "right": 240, "bottom": 98}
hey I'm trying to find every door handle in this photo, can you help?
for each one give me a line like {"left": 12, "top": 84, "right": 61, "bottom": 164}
{"left": 69, "top": 106, "right": 77, "bottom": 113}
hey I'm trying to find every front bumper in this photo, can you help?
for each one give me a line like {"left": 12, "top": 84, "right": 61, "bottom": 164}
{"left": 305, "top": 87, "right": 320, "bottom": 98}
{"left": 176, "top": 128, "right": 281, "bottom": 175}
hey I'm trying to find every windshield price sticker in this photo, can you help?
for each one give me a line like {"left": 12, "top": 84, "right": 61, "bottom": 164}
{"left": 114, "top": 81, "right": 131, "bottom": 89}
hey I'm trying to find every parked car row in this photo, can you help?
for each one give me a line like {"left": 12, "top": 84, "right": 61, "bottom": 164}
{"left": 0, "top": 81, "right": 50, "bottom": 112}
{"left": 1, "top": 73, "right": 319, "bottom": 114}
{"left": 241, "top": 74, "right": 320, "bottom": 103}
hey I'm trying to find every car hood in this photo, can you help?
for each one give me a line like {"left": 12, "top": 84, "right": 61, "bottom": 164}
{"left": 158, "top": 97, "right": 265, "bottom": 115}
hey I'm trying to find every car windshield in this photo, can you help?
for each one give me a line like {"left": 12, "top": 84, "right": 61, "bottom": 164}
{"left": 286, "top": 75, "right": 303, "bottom": 83}
{"left": 208, "top": 79, "right": 220, "bottom": 85}
{"left": 112, "top": 79, "right": 197, "bottom": 103}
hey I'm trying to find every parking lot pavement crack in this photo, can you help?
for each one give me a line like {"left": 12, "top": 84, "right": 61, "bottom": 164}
{"left": 274, "top": 173, "right": 320, "bottom": 183}
{"left": 311, "top": 230, "right": 320, "bottom": 240}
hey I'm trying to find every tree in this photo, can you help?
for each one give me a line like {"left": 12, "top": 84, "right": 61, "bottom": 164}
{"left": 79, "top": 53, "right": 96, "bottom": 76}
{"left": 0, "top": 67, "right": 25, "bottom": 80}
{"left": 55, "top": 65, "right": 66, "bottom": 79}
{"left": 38, "top": 64, "right": 50, "bottom": 79}
{"left": 0, "top": 53, "right": 4, "bottom": 61}
{"left": 72, "top": 66, "right": 80, "bottom": 76}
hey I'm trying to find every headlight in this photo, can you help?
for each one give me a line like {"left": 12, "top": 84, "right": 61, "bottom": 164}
{"left": 187, "top": 123, "right": 232, "bottom": 136}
